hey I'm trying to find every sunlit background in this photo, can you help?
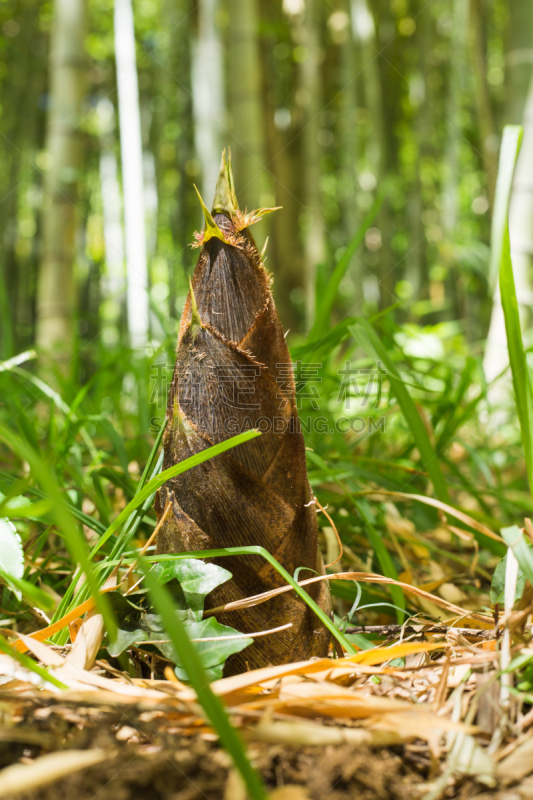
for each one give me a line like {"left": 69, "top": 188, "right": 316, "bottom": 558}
{"left": 2, "top": 0, "right": 526, "bottom": 368}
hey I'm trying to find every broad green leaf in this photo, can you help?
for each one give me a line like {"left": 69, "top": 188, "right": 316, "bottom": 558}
{"left": 148, "top": 547, "right": 357, "bottom": 655}
{"left": 108, "top": 559, "right": 239, "bottom": 666}
{"left": 144, "top": 614, "right": 252, "bottom": 675}
{"left": 154, "top": 558, "right": 232, "bottom": 618}
{"left": 490, "top": 552, "right": 527, "bottom": 606}
{"left": 107, "top": 627, "right": 146, "bottom": 658}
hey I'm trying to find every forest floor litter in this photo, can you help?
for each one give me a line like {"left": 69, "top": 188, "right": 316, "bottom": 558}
{"left": 1, "top": 620, "right": 533, "bottom": 799}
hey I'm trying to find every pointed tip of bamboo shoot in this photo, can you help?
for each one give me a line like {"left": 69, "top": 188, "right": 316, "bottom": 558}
{"left": 212, "top": 148, "right": 239, "bottom": 216}
{"left": 193, "top": 184, "right": 226, "bottom": 244}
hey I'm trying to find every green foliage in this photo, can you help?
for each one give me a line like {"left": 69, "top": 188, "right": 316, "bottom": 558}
{"left": 144, "top": 615, "right": 251, "bottom": 682}
{"left": 351, "top": 318, "right": 451, "bottom": 504}
{"left": 149, "top": 548, "right": 357, "bottom": 656}
{"left": 501, "top": 525, "right": 533, "bottom": 588}
{"left": 109, "top": 559, "right": 252, "bottom": 680}
{"left": 490, "top": 549, "right": 527, "bottom": 606}
{"left": 140, "top": 559, "right": 268, "bottom": 800}
{"left": 497, "top": 127, "right": 533, "bottom": 497}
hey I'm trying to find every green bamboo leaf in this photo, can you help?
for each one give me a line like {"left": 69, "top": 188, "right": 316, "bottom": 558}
{"left": 140, "top": 559, "right": 268, "bottom": 800}
{"left": 489, "top": 125, "right": 523, "bottom": 291}
{"left": 0, "top": 428, "right": 116, "bottom": 638}
{"left": 494, "top": 126, "right": 533, "bottom": 495}
{"left": 309, "top": 190, "right": 383, "bottom": 340}
{"left": 350, "top": 319, "right": 451, "bottom": 504}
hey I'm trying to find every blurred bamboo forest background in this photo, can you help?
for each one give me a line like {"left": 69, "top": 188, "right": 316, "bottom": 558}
{"left": 3, "top": 0, "right": 533, "bottom": 682}
{"left": 1, "top": 0, "right": 531, "bottom": 372}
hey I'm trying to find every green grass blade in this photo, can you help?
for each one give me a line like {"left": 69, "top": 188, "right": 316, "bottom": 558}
{"left": 500, "top": 230, "right": 533, "bottom": 490}
{"left": 140, "top": 559, "right": 268, "bottom": 800}
{"left": 137, "top": 418, "right": 167, "bottom": 490}
{"left": 291, "top": 317, "right": 356, "bottom": 361}
{"left": 0, "top": 569, "right": 55, "bottom": 611}
{"left": 489, "top": 125, "right": 523, "bottom": 291}
{"left": 494, "top": 126, "right": 533, "bottom": 495}
{"left": 354, "top": 499, "right": 405, "bottom": 621}
{"left": 0, "top": 350, "right": 37, "bottom": 372}
{"left": 350, "top": 319, "right": 451, "bottom": 503}
{"left": 100, "top": 418, "right": 130, "bottom": 477}
{"left": 52, "top": 452, "right": 166, "bottom": 628}
{"left": 0, "top": 475, "right": 107, "bottom": 537}
{"left": 309, "top": 190, "right": 383, "bottom": 340}
{"left": 9, "top": 365, "right": 99, "bottom": 463}
{"left": 89, "top": 429, "right": 262, "bottom": 556}
{"left": 0, "top": 428, "right": 117, "bottom": 638}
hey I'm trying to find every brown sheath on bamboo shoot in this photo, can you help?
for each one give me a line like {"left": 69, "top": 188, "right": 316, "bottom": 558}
{"left": 155, "top": 151, "right": 331, "bottom": 674}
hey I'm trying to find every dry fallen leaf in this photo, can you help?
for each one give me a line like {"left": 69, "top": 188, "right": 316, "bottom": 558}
{"left": 0, "top": 749, "right": 111, "bottom": 798}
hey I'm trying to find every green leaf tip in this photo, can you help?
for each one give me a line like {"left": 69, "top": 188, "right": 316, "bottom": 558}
{"left": 193, "top": 184, "right": 227, "bottom": 245}
{"left": 212, "top": 148, "right": 239, "bottom": 216}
